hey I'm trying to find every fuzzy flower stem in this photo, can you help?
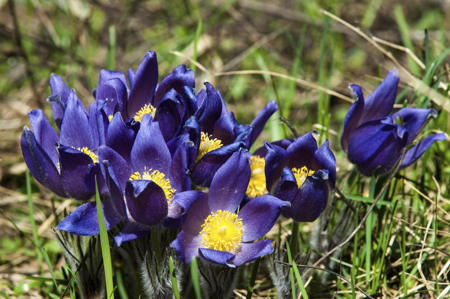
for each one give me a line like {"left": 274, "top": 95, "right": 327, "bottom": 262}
{"left": 151, "top": 227, "right": 162, "bottom": 280}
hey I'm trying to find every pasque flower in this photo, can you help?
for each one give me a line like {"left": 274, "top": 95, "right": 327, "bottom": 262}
{"left": 57, "top": 115, "right": 192, "bottom": 245}
{"left": 171, "top": 151, "right": 289, "bottom": 267}
{"left": 21, "top": 88, "right": 108, "bottom": 200}
{"left": 341, "top": 69, "right": 446, "bottom": 176}
{"left": 264, "top": 132, "right": 336, "bottom": 222}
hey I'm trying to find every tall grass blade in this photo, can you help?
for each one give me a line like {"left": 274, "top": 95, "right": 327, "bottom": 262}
{"left": 95, "top": 177, "right": 114, "bottom": 299}
{"left": 169, "top": 257, "right": 181, "bottom": 299}
{"left": 42, "top": 247, "right": 61, "bottom": 295}
{"left": 106, "top": 25, "right": 116, "bottom": 70}
{"left": 190, "top": 258, "right": 201, "bottom": 299}
{"left": 192, "top": 19, "right": 202, "bottom": 74}
{"left": 26, "top": 168, "right": 43, "bottom": 274}
{"left": 245, "top": 257, "right": 261, "bottom": 299}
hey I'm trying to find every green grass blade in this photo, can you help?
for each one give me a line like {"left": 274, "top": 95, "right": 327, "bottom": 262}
{"left": 169, "top": 257, "right": 181, "bottom": 299}
{"left": 95, "top": 177, "right": 114, "bottom": 299}
{"left": 106, "top": 25, "right": 116, "bottom": 70}
{"left": 361, "top": 0, "right": 382, "bottom": 29}
{"left": 286, "top": 241, "right": 296, "bottom": 299}
{"left": 115, "top": 269, "right": 129, "bottom": 299}
{"left": 42, "top": 247, "right": 61, "bottom": 295}
{"left": 190, "top": 258, "right": 201, "bottom": 299}
{"left": 317, "top": 15, "right": 330, "bottom": 129}
{"left": 24, "top": 276, "right": 69, "bottom": 284}
{"left": 204, "top": 0, "right": 238, "bottom": 31}
{"left": 245, "top": 257, "right": 261, "bottom": 299}
{"left": 26, "top": 169, "right": 43, "bottom": 274}
{"left": 291, "top": 261, "right": 309, "bottom": 299}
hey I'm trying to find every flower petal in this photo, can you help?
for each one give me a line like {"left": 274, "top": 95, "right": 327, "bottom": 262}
{"left": 60, "top": 90, "right": 95, "bottom": 149}
{"left": 286, "top": 132, "right": 318, "bottom": 170}
{"left": 212, "top": 112, "right": 239, "bottom": 145}
{"left": 177, "top": 191, "right": 210, "bottom": 236}
{"left": 253, "top": 139, "right": 294, "bottom": 157}
{"left": 21, "top": 127, "right": 67, "bottom": 198}
{"left": 171, "top": 231, "right": 203, "bottom": 264}
{"left": 196, "top": 83, "right": 222, "bottom": 134}
{"left": 125, "top": 180, "right": 168, "bottom": 226}
{"left": 56, "top": 200, "right": 123, "bottom": 236}
{"left": 154, "top": 65, "right": 195, "bottom": 106}
{"left": 311, "top": 140, "right": 336, "bottom": 189}
{"left": 239, "top": 195, "right": 289, "bottom": 242}
{"left": 28, "top": 109, "right": 59, "bottom": 166}
{"left": 106, "top": 113, "right": 137, "bottom": 165}
{"left": 58, "top": 144, "right": 94, "bottom": 200}
{"left": 232, "top": 240, "right": 273, "bottom": 267}
{"left": 209, "top": 151, "right": 251, "bottom": 213}
{"left": 170, "top": 138, "right": 191, "bottom": 192}
{"left": 114, "top": 221, "right": 152, "bottom": 246}
{"left": 264, "top": 141, "right": 289, "bottom": 192}
{"left": 154, "top": 97, "right": 182, "bottom": 142}
{"left": 105, "top": 77, "right": 129, "bottom": 119}
{"left": 272, "top": 167, "right": 298, "bottom": 204}
{"left": 49, "top": 74, "right": 71, "bottom": 129}
{"left": 283, "top": 173, "right": 328, "bottom": 222}
{"left": 393, "top": 108, "right": 437, "bottom": 144}
{"left": 401, "top": 133, "right": 446, "bottom": 169}
{"left": 131, "top": 116, "right": 172, "bottom": 175}
{"left": 341, "top": 84, "right": 366, "bottom": 152}
{"left": 199, "top": 248, "right": 236, "bottom": 267}
{"left": 96, "top": 69, "right": 128, "bottom": 117}
{"left": 127, "top": 51, "right": 158, "bottom": 119}
{"left": 247, "top": 100, "right": 278, "bottom": 149}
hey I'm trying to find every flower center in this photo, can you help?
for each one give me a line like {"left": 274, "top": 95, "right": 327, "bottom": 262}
{"left": 195, "top": 132, "right": 223, "bottom": 163}
{"left": 292, "top": 166, "right": 315, "bottom": 188}
{"left": 134, "top": 104, "right": 156, "bottom": 122}
{"left": 200, "top": 210, "right": 243, "bottom": 252}
{"left": 129, "top": 167, "right": 176, "bottom": 203}
{"left": 108, "top": 115, "right": 113, "bottom": 122}
{"left": 246, "top": 155, "right": 267, "bottom": 198}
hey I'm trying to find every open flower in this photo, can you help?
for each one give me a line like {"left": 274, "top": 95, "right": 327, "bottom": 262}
{"left": 57, "top": 115, "right": 192, "bottom": 245}
{"left": 341, "top": 69, "right": 446, "bottom": 176}
{"left": 171, "top": 151, "right": 289, "bottom": 267}
{"left": 21, "top": 90, "right": 108, "bottom": 200}
{"left": 264, "top": 132, "right": 336, "bottom": 222}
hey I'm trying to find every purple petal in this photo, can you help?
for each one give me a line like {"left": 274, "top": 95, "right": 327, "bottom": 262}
{"left": 209, "top": 151, "right": 251, "bottom": 213}
{"left": 347, "top": 119, "right": 397, "bottom": 164}
{"left": 106, "top": 113, "right": 137, "bottom": 165}
{"left": 190, "top": 142, "right": 244, "bottom": 187}
{"left": 114, "top": 221, "right": 151, "bottom": 246}
{"left": 131, "top": 116, "right": 172, "bottom": 175}
{"left": 199, "top": 248, "right": 235, "bottom": 267}
{"left": 264, "top": 141, "right": 289, "bottom": 192}
{"left": 58, "top": 144, "right": 94, "bottom": 200}
{"left": 401, "top": 133, "right": 446, "bottom": 169}
{"left": 178, "top": 192, "right": 210, "bottom": 236}
{"left": 88, "top": 101, "right": 100, "bottom": 147}
{"left": 125, "top": 180, "right": 168, "bottom": 226}
{"left": 361, "top": 69, "right": 399, "bottom": 122}
{"left": 105, "top": 77, "right": 129, "bottom": 119}
{"left": 286, "top": 132, "right": 318, "bottom": 170}
{"left": 49, "top": 74, "right": 71, "bottom": 129}
{"left": 282, "top": 173, "right": 328, "bottom": 222}
{"left": 253, "top": 139, "right": 294, "bottom": 157}
{"left": 311, "top": 140, "right": 336, "bottom": 189}
{"left": 154, "top": 97, "right": 182, "bottom": 142}
{"left": 60, "top": 90, "right": 95, "bottom": 149}
{"left": 393, "top": 108, "right": 437, "bottom": 144}
{"left": 239, "top": 195, "right": 288, "bottom": 242}
{"left": 154, "top": 65, "right": 195, "bottom": 106}
{"left": 21, "top": 128, "right": 67, "bottom": 198}
{"left": 56, "top": 200, "right": 123, "bottom": 236}
{"left": 99, "top": 145, "right": 131, "bottom": 193}
{"left": 272, "top": 167, "right": 298, "bottom": 205}
{"left": 247, "top": 100, "right": 278, "bottom": 149}
{"left": 232, "top": 240, "right": 273, "bottom": 267}
{"left": 96, "top": 69, "right": 128, "bottom": 117}
{"left": 170, "top": 139, "right": 191, "bottom": 192}
{"left": 28, "top": 109, "right": 59, "bottom": 166}
{"left": 85, "top": 163, "right": 109, "bottom": 197}
{"left": 212, "top": 112, "right": 239, "bottom": 145}
{"left": 196, "top": 83, "right": 222, "bottom": 135}
{"left": 127, "top": 51, "right": 158, "bottom": 119}
{"left": 171, "top": 231, "right": 203, "bottom": 264}
{"left": 341, "top": 84, "right": 366, "bottom": 152}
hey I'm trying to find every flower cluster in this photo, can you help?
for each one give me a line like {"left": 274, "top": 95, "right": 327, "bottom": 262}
{"left": 21, "top": 51, "right": 444, "bottom": 268}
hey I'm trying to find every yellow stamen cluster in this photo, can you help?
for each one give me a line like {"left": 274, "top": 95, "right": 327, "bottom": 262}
{"left": 134, "top": 104, "right": 156, "bottom": 122}
{"left": 292, "top": 166, "right": 315, "bottom": 188}
{"left": 200, "top": 210, "right": 243, "bottom": 252}
{"left": 108, "top": 115, "right": 113, "bottom": 122}
{"left": 129, "top": 167, "right": 176, "bottom": 203}
{"left": 195, "top": 132, "right": 223, "bottom": 163}
{"left": 77, "top": 147, "right": 99, "bottom": 164}
{"left": 246, "top": 156, "right": 267, "bottom": 198}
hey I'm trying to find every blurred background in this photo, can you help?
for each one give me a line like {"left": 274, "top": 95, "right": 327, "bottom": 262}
{"left": 1, "top": 0, "right": 449, "bottom": 297}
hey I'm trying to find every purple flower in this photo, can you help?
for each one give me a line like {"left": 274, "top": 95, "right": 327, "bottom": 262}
{"left": 341, "top": 69, "right": 446, "bottom": 176}
{"left": 264, "top": 132, "right": 336, "bottom": 222}
{"left": 57, "top": 115, "right": 192, "bottom": 245}
{"left": 21, "top": 90, "right": 108, "bottom": 200}
{"left": 170, "top": 151, "right": 289, "bottom": 267}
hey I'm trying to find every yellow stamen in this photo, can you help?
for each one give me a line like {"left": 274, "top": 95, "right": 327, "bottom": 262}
{"left": 129, "top": 167, "right": 176, "bottom": 203}
{"left": 77, "top": 147, "right": 98, "bottom": 164}
{"left": 134, "top": 104, "right": 156, "bottom": 122}
{"left": 292, "top": 166, "right": 315, "bottom": 188}
{"left": 196, "top": 132, "right": 223, "bottom": 163}
{"left": 246, "top": 156, "right": 267, "bottom": 198}
{"left": 200, "top": 210, "right": 243, "bottom": 252}
{"left": 108, "top": 115, "right": 113, "bottom": 122}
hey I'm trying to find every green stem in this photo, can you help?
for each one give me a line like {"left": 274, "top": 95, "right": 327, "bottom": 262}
{"left": 151, "top": 226, "right": 163, "bottom": 280}
{"left": 290, "top": 221, "right": 301, "bottom": 259}
{"left": 246, "top": 257, "right": 261, "bottom": 299}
